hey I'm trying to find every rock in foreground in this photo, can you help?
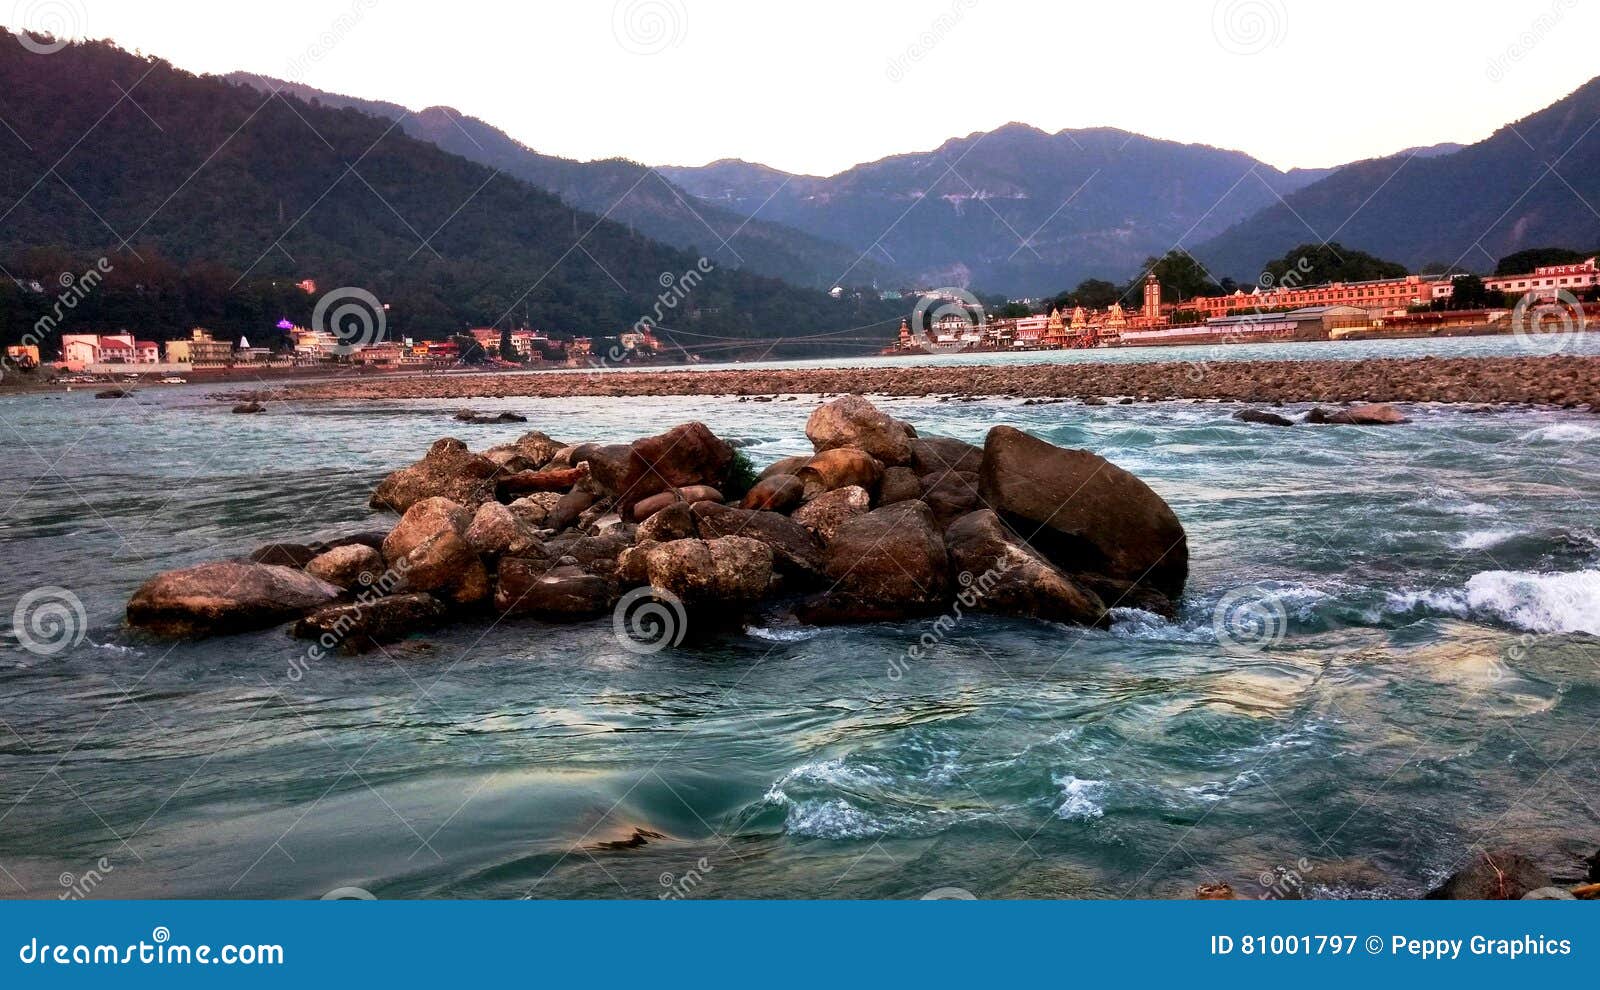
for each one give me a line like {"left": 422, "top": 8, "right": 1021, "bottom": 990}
{"left": 128, "top": 561, "right": 341, "bottom": 637}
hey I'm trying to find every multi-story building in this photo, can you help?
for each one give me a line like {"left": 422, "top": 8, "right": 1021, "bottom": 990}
{"left": 1482, "top": 257, "right": 1598, "bottom": 300}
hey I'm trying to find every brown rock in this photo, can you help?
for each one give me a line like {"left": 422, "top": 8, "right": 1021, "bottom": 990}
{"left": 803, "top": 501, "right": 948, "bottom": 621}
{"left": 977, "top": 425, "right": 1187, "bottom": 601}
{"left": 630, "top": 485, "right": 724, "bottom": 521}
{"left": 507, "top": 492, "right": 563, "bottom": 529}
{"left": 493, "top": 560, "right": 613, "bottom": 618}
{"left": 1305, "top": 403, "right": 1408, "bottom": 425}
{"left": 643, "top": 537, "right": 774, "bottom": 606}
{"left": 741, "top": 473, "right": 805, "bottom": 512}
{"left": 689, "top": 502, "right": 825, "bottom": 580}
{"left": 790, "top": 485, "right": 871, "bottom": 543}
{"left": 370, "top": 438, "right": 504, "bottom": 513}
{"left": 637, "top": 501, "right": 698, "bottom": 543}
{"left": 614, "top": 422, "right": 735, "bottom": 516}
{"left": 248, "top": 542, "right": 320, "bottom": 569}
{"left": 910, "top": 435, "right": 983, "bottom": 476}
{"left": 464, "top": 501, "right": 542, "bottom": 558}
{"left": 291, "top": 593, "right": 448, "bottom": 654}
{"left": 944, "top": 510, "right": 1106, "bottom": 626}
{"left": 796, "top": 448, "right": 883, "bottom": 500}
{"left": 805, "top": 394, "right": 913, "bottom": 465}
{"left": 878, "top": 466, "right": 922, "bottom": 505}
{"left": 1426, "top": 849, "right": 1551, "bottom": 900}
{"left": 920, "top": 470, "right": 982, "bottom": 528}
{"left": 499, "top": 463, "right": 590, "bottom": 495}
{"left": 1233, "top": 409, "right": 1295, "bottom": 426}
{"left": 758, "top": 455, "right": 813, "bottom": 481}
{"left": 548, "top": 487, "right": 600, "bottom": 532}
{"left": 490, "top": 430, "right": 566, "bottom": 469}
{"left": 380, "top": 497, "right": 490, "bottom": 606}
{"left": 128, "top": 561, "right": 341, "bottom": 638}
{"left": 305, "top": 544, "right": 386, "bottom": 590}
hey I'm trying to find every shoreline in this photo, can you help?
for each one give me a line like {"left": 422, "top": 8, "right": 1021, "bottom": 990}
{"left": 235, "top": 355, "right": 1600, "bottom": 408}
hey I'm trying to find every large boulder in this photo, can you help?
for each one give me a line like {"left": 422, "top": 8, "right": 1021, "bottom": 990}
{"left": 805, "top": 395, "right": 913, "bottom": 466}
{"left": 644, "top": 537, "right": 774, "bottom": 606}
{"left": 637, "top": 501, "right": 698, "bottom": 543}
{"left": 485, "top": 430, "right": 566, "bottom": 470}
{"left": 128, "top": 561, "right": 341, "bottom": 638}
{"left": 493, "top": 560, "right": 613, "bottom": 618}
{"left": 910, "top": 435, "right": 982, "bottom": 476}
{"left": 1305, "top": 403, "right": 1408, "bottom": 425}
{"left": 919, "top": 470, "right": 982, "bottom": 528}
{"left": 507, "top": 492, "right": 563, "bottom": 529}
{"left": 758, "top": 455, "right": 812, "bottom": 481}
{"left": 305, "top": 544, "right": 386, "bottom": 590}
{"left": 944, "top": 510, "right": 1107, "bottom": 626}
{"left": 689, "top": 502, "right": 825, "bottom": 580}
{"left": 796, "top": 448, "right": 882, "bottom": 501}
{"left": 290, "top": 593, "right": 448, "bottom": 654}
{"left": 380, "top": 497, "right": 490, "bottom": 606}
{"left": 802, "top": 501, "right": 948, "bottom": 621}
{"left": 1426, "top": 849, "right": 1552, "bottom": 900}
{"left": 977, "top": 426, "right": 1187, "bottom": 600}
{"left": 568, "top": 443, "right": 634, "bottom": 494}
{"left": 371, "top": 438, "right": 503, "bottom": 513}
{"left": 878, "top": 466, "right": 922, "bottom": 505}
{"left": 790, "top": 485, "right": 870, "bottom": 543}
{"left": 741, "top": 474, "right": 804, "bottom": 512}
{"left": 248, "top": 542, "right": 320, "bottom": 569}
{"left": 465, "top": 501, "right": 543, "bottom": 558}
{"left": 614, "top": 422, "right": 735, "bottom": 516}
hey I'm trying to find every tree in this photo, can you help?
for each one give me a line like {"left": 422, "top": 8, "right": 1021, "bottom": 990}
{"left": 1259, "top": 243, "right": 1406, "bottom": 288}
{"left": 1442, "top": 274, "right": 1505, "bottom": 310}
{"left": 452, "top": 333, "right": 487, "bottom": 364}
{"left": 499, "top": 325, "right": 516, "bottom": 362}
{"left": 1049, "top": 278, "right": 1121, "bottom": 311}
{"left": 1493, "top": 247, "right": 1595, "bottom": 275}
{"left": 1142, "top": 250, "right": 1222, "bottom": 304}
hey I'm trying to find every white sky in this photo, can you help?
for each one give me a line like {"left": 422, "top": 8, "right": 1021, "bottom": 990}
{"left": 16, "top": 0, "right": 1600, "bottom": 175}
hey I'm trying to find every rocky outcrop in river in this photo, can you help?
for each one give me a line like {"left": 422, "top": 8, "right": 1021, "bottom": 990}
{"left": 125, "top": 395, "right": 1189, "bottom": 651}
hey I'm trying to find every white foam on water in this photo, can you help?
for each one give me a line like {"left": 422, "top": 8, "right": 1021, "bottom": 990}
{"left": 1453, "top": 528, "right": 1521, "bottom": 550}
{"left": 744, "top": 625, "right": 821, "bottom": 643}
{"left": 1386, "top": 570, "right": 1600, "bottom": 635}
{"left": 1053, "top": 774, "right": 1107, "bottom": 821}
{"left": 1525, "top": 423, "right": 1600, "bottom": 443}
{"left": 1463, "top": 569, "right": 1600, "bottom": 635}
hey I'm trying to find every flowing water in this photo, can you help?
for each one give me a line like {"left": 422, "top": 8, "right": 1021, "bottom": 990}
{"left": 1, "top": 380, "right": 1598, "bottom": 899}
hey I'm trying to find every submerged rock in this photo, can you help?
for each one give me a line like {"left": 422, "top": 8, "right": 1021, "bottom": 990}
{"left": 128, "top": 561, "right": 341, "bottom": 638}
{"left": 1305, "top": 403, "right": 1408, "bottom": 425}
{"left": 291, "top": 593, "right": 448, "bottom": 653}
{"left": 1234, "top": 408, "right": 1294, "bottom": 426}
{"left": 977, "top": 425, "right": 1187, "bottom": 601}
{"left": 1426, "top": 849, "right": 1551, "bottom": 900}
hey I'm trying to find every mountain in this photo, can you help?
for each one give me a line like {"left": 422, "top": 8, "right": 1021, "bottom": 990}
{"left": 225, "top": 73, "right": 891, "bottom": 291}
{"left": 658, "top": 124, "right": 1333, "bottom": 296}
{"left": 1195, "top": 78, "right": 1600, "bottom": 280}
{"left": 0, "top": 35, "right": 901, "bottom": 353}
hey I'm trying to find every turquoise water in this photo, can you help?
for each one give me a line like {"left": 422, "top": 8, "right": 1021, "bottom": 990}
{"left": 1, "top": 384, "right": 1598, "bottom": 899}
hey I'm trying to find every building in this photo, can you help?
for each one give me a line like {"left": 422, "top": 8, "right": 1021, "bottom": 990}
{"left": 1483, "top": 257, "right": 1598, "bottom": 300}
{"left": 178, "top": 329, "right": 235, "bottom": 367}
{"left": 1186, "top": 274, "right": 1442, "bottom": 319}
{"left": 5, "top": 344, "right": 40, "bottom": 368}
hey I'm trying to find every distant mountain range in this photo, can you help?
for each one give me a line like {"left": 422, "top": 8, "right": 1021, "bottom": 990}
{"left": 1193, "top": 78, "right": 1600, "bottom": 281}
{"left": 226, "top": 73, "right": 891, "bottom": 292}
{"left": 0, "top": 35, "right": 901, "bottom": 352}
{"left": 659, "top": 125, "right": 1335, "bottom": 296}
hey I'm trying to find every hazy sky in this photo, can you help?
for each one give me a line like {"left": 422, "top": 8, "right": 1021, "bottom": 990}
{"left": 15, "top": 0, "right": 1600, "bottom": 175}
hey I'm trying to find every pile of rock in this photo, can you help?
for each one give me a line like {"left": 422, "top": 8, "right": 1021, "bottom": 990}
{"left": 125, "top": 395, "right": 1189, "bottom": 652}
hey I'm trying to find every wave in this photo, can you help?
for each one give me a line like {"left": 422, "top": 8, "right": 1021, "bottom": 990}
{"left": 1386, "top": 569, "right": 1600, "bottom": 635}
{"left": 1054, "top": 775, "right": 1107, "bottom": 821}
{"left": 745, "top": 625, "right": 822, "bottom": 643}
